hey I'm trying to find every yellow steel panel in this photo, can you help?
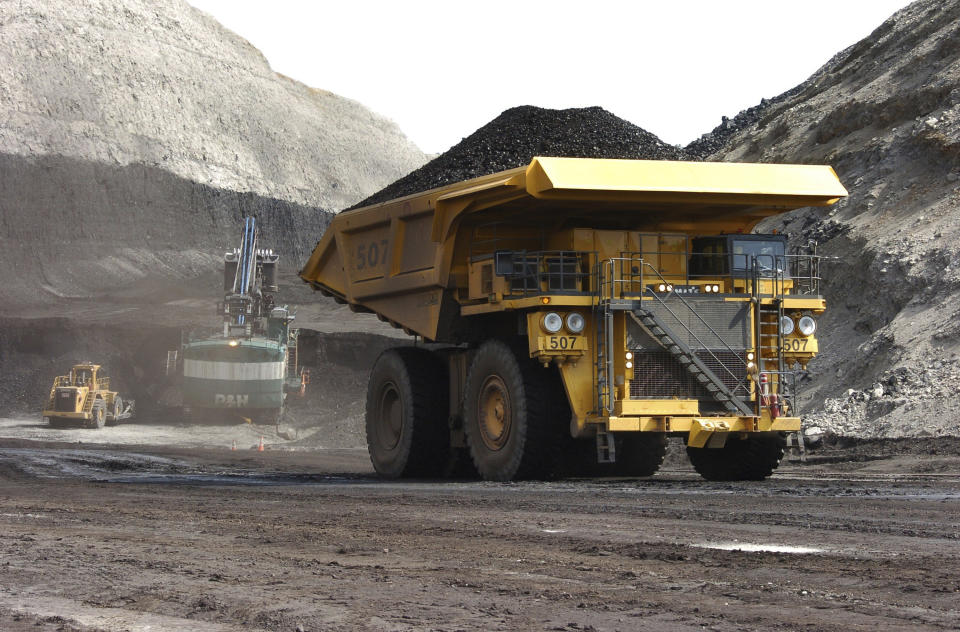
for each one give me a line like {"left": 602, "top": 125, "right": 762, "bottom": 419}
{"left": 769, "top": 417, "right": 802, "bottom": 431}
{"left": 606, "top": 416, "right": 671, "bottom": 432}
{"left": 782, "top": 297, "right": 827, "bottom": 310}
{"left": 526, "top": 157, "right": 848, "bottom": 204}
{"left": 616, "top": 399, "right": 699, "bottom": 416}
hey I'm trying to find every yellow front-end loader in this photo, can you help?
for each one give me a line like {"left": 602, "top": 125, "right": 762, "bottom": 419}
{"left": 42, "top": 363, "right": 133, "bottom": 429}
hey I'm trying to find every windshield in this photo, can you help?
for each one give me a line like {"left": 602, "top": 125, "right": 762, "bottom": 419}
{"left": 74, "top": 369, "right": 92, "bottom": 386}
{"left": 731, "top": 240, "right": 786, "bottom": 276}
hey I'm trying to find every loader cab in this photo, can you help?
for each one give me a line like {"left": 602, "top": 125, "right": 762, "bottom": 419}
{"left": 71, "top": 365, "right": 98, "bottom": 388}
{"left": 690, "top": 234, "right": 788, "bottom": 280}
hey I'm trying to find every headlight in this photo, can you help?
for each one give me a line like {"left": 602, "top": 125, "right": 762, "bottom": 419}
{"left": 704, "top": 285, "right": 713, "bottom": 293}
{"left": 542, "top": 312, "right": 563, "bottom": 333}
{"left": 565, "top": 312, "right": 585, "bottom": 333}
{"left": 798, "top": 316, "right": 817, "bottom": 336}
{"left": 658, "top": 283, "right": 666, "bottom": 292}
{"left": 712, "top": 284, "right": 720, "bottom": 293}
{"left": 625, "top": 361, "right": 633, "bottom": 369}
{"left": 625, "top": 351, "right": 633, "bottom": 360}
{"left": 780, "top": 316, "right": 795, "bottom": 336}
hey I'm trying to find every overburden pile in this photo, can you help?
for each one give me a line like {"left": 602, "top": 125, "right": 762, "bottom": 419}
{"left": 354, "top": 106, "right": 691, "bottom": 208}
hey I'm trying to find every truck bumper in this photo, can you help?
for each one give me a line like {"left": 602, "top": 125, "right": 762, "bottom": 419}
{"left": 602, "top": 415, "right": 801, "bottom": 447}
{"left": 41, "top": 411, "right": 90, "bottom": 420}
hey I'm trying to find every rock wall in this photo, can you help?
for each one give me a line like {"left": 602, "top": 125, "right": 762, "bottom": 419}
{"left": 0, "top": 0, "right": 425, "bottom": 316}
{"left": 0, "top": 0, "right": 425, "bottom": 210}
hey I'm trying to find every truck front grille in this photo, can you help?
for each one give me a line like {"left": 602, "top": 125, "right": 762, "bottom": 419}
{"left": 629, "top": 350, "right": 748, "bottom": 400}
{"left": 54, "top": 388, "right": 77, "bottom": 411}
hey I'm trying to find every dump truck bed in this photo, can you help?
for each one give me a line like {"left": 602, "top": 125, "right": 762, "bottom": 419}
{"left": 300, "top": 157, "right": 847, "bottom": 340}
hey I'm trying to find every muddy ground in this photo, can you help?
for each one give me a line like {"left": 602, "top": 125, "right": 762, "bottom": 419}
{"left": 0, "top": 436, "right": 958, "bottom": 632}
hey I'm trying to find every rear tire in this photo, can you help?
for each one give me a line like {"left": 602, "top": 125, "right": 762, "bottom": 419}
{"left": 463, "top": 340, "right": 562, "bottom": 481}
{"left": 365, "top": 348, "right": 450, "bottom": 479}
{"left": 686, "top": 433, "right": 785, "bottom": 481}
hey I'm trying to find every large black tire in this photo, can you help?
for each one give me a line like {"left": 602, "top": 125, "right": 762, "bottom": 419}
{"left": 365, "top": 348, "right": 450, "bottom": 479}
{"left": 106, "top": 396, "right": 123, "bottom": 426}
{"left": 563, "top": 433, "right": 667, "bottom": 478}
{"left": 463, "top": 340, "right": 562, "bottom": 481}
{"left": 86, "top": 399, "right": 106, "bottom": 429}
{"left": 613, "top": 433, "right": 668, "bottom": 477}
{"left": 686, "top": 433, "right": 785, "bottom": 481}
{"left": 47, "top": 416, "right": 71, "bottom": 429}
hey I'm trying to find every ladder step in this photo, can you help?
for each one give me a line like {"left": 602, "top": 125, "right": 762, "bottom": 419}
{"left": 596, "top": 431, "right": 616, "bottom": 464}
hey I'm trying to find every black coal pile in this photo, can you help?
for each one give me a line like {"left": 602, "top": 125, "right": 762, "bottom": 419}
{"left": 352, "top": 106, "right": 691, "bottom": 208}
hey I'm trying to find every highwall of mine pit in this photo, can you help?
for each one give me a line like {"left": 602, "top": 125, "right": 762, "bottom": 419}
{"left": 0, "top": 152, "right": 333, "bottom": 315}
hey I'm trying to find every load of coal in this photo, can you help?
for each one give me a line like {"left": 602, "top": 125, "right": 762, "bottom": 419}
{"left": 351, "top": 106, "right": 692, "bottom": 209}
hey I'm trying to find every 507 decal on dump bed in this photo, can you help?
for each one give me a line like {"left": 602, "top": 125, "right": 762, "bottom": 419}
{"left": 355, "top": 240, "right": 389, "bottom": 270}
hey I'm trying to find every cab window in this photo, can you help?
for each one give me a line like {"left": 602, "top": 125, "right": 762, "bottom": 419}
{"left": 731, "top": 239, "right": 786, "bottom": 276}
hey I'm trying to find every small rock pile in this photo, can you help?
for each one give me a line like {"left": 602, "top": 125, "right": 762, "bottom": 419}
{"left": 806, "top": 361, "right": 960, "bottom": 438}
{"left": 352, "top": 106, "right": 691, "bottom": 208}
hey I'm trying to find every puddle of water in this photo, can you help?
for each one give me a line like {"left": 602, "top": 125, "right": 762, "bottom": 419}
{"left": 692, "top": 542, "right": 823, "bottom": 554}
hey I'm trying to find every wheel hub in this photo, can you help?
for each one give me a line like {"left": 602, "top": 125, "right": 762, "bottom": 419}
{"left": 377, "top": 383, "right": 402, "bottom": 450}
{"left": 477, "top": 375, "right": 511, "bottom": 451}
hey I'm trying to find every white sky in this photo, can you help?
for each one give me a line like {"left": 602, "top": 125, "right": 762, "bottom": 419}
{"left": 187, "top": 0, "right": 911, "bottom": 155}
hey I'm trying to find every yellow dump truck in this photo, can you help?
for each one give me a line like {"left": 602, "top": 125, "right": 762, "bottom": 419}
{"left": 301, "top": 157, "right": 847, "bottom": 481}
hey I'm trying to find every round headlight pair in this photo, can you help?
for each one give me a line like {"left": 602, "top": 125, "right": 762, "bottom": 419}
{"left": 781, "top": 315, "right": 817, "bottom": 337}
{"left": 542, "top": 312, "right": 585, "bottom": 334}
{"left": 703, "top": 284, "right": 721, "bottom": 293}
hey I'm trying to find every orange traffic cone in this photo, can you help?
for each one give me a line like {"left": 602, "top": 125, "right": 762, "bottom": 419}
{"left": 257, "top": 436, "right": 264, "bottom": 452}
{"left": 231, "top": 440, "right": 236, "bottom": 451}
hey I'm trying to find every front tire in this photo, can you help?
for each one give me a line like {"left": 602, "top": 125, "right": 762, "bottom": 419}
{"left": 615, "top": 433, "right": 668, "bottom": 477}
{"left": 47, "top": 416, "right": 71, "bottom": 429}
{"left": 106, "top": 396, "right": 123, "bottom": 426}
{"left": 463, "top": 340, "right": 561, "bottom": 481}
{"left": 562, "top": 433, "right": 667, "bottom": 478}
{"left": 686, "top": 433, "right": 785, "bottom": 481}
{"left": 86, "top": 400, "right": 106, "bottom": 429}
{"left": 365, "top": 348, "right": 449, "bottom": 479}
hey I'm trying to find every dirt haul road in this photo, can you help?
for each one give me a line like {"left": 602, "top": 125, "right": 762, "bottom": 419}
{"left": 0, "top": 439, "right": 958, "bottom": 632}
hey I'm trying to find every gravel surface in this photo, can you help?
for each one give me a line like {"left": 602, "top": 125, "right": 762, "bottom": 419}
{"left": 0, "top": 438, "right": 958, "bottom": 631}
{"left": 353, "top": 105, "right": 691, "bottom": 208}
